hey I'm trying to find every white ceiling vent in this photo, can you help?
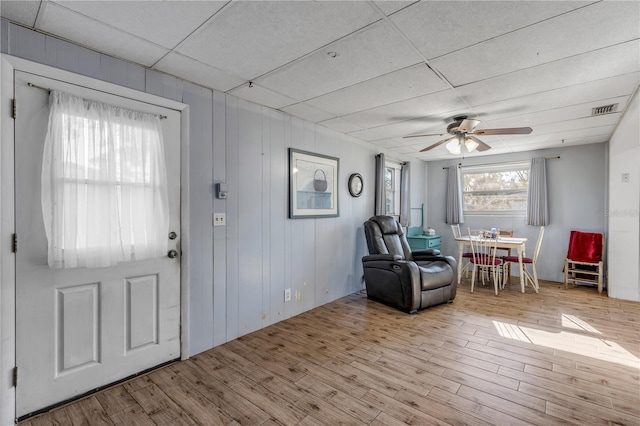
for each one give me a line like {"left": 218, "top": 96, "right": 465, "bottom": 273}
{"left": 592, "top": 104, "right": 618, "bottom": 116}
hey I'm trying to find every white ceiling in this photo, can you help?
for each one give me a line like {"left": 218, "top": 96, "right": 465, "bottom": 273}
{"left": 2, "top": 0, "right": 639, "bottom": 161}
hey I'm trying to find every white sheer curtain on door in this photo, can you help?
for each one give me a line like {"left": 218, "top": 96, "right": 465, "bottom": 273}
{"left": 41, "top": 91, "right": 169, "bottom": 268}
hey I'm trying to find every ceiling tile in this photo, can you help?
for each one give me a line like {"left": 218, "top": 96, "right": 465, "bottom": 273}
{"left": 391, "top": 1, "right": 591, "bottom": 59}
{"left": 37, "top": 2, "right": 168, "bottom": 67}
{"left": 154, "top": 52, "right": 245, "bottom": 92}
{"left": 0, "top": 0, "right": 41, "bottom": 27}
{"left": 279, "top": 103, "right": 335, "bottom": 123}
{"left": 304, "top": 63, "right": 449, "bottom": 116}
{"left": 53, "top": 0, "right": 227, "bottom": 49}
{"left": 340, "top": 89, "right": 467, "bottom": 131}
{"left": 372, "top": 1, "right": 416, "bottom": 16}
{"left": 258, "top": 21, "right": 423, "bottom": 101}
{"left": 456, "top": 41, "right": 640, "bottom": 109}
{"left": 176, "top": 1, "right": 381, "bottom": 79}
{"left": 319, "top": 117, "right": 364, "bottom": 134}
{"left": 432, "top": 1, "right": 640, "bottom": 86}
{"left": 229, "top": 83, "right": 297, "bottom": 110}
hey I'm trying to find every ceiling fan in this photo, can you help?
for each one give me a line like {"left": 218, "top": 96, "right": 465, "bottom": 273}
{"left": 404, "top": 116, "right": 533, "bottom": 154}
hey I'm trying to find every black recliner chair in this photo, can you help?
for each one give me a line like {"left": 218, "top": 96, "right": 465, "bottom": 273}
{"left": 362, "top": 216, "right": 457, "bottom": 313}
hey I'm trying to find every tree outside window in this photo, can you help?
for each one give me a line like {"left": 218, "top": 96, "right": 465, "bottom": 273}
{"left": 462, "top": 162, "right": 529, "bottom": 215}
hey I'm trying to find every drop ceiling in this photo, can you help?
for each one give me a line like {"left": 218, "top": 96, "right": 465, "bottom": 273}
{"left": 2, "top": 0, "right": 638, "bottom": 161}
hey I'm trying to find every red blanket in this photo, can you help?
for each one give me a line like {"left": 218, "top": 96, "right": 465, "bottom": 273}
{"left": 567, "top": 231, "right": 603, "bottom": 263}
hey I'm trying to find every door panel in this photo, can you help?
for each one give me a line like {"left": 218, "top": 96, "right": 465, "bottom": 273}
{"left": 15, "top": 70, "right": 181, "bottom": 417}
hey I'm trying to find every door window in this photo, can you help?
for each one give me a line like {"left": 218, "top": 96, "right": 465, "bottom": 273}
{"left": 42, "top": 91, "right": 169, "bottom": 268}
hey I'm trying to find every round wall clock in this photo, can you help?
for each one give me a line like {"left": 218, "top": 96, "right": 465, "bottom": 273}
{"left": 348, "top": 173, "right": 363, "bottom": 197}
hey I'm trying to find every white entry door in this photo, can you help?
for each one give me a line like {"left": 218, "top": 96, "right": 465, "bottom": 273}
{"left": 15, "top": 70, "right": 182, "bottom": 417}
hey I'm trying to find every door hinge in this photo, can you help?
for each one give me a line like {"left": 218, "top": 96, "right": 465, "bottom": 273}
{"left": 12, "top": 234, "right": 17, "bottom": 253}
{"left": 12, "top": 98, "right": 16, "bottom": 119}
{"left": 12, "top": 367, "right": 17, "bottom": 387}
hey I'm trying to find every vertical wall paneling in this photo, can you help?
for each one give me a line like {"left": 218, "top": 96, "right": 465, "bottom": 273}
{"left": 12, "top": 24, "right": 46, "bottom": 63}
{"left": 76, "top": 46, "right": 102, "bottom": 82}
{"left": 45, "top": 36, "right": 78, "bottom": 73}
{"left": 1, "top": 19, "right": 8, "bottom": 54}
{"left": 225, "top": 94, "right": 240, "bottom": 339}
{"left": 268, "top": 110, "right": 286, "bottom": 323}
{"left": 289, "top": 117, "right": 305, "bottom": 317}
{"left": 302, "top": 121, "right": 317, "bottom": 313}
{"left": 314, "top": 127, "right": 335, "bottom": 306}
{"left": 237, "top": 99, "right": 264, "bottom": 334}
{"left": 261, "top": 107, "right": 272, "bottom": 327}
{"left": 182, "top": 82, "right": 214, "bottom": 355}
{"left": 145, "top": 69, "right": 182, "bottom": 102}
{"left": 212, "top": 90, "right": 227, "bottom": 346}
{"left": 282, "top": 114, "right": 294, "bottom": 320}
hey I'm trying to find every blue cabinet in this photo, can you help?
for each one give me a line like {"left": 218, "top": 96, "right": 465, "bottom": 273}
{"left": 406, "top": 227, "right": 441, "bottom": 251}
{"left": 407, "top": 235, "right": 441, "bottom": 251}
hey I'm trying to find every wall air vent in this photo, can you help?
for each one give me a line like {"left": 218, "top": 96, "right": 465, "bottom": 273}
{"left": 591, "top": 103, "right": 618, "bottom": 116}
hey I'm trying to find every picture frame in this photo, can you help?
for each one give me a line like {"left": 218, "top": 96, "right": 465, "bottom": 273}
{"left": 289, "top": 148, "right": 339, "bottom": 218}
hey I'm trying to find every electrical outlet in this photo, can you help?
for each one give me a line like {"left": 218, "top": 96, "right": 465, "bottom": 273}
{"left": 213, "top": 213, "right": 226, "bottom": 226}
{"left": 284, "top": 288, "right": 291, "bottom": 302}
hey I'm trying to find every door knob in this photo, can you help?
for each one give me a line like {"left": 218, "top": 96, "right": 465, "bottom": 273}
{"left": 168, "top": 231, "right": 177, "bottom": 240}
{"left": 168, "top": 250, "right": 178, "bottom": 259}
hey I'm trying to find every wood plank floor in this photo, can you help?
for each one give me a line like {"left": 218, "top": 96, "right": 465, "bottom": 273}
{"left": 21, "top": 279, "right": 640, "bottom": 425}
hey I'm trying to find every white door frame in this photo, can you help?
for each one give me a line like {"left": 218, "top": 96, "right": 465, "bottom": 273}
{"left": 0, "top": 54, "right": 191, "bottom": 425}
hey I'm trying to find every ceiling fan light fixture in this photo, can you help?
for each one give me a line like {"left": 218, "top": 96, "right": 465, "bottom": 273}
{"left": 465, "top": 138, "right": 479, "bottom": 153}
{"left": 446, "top": 138, "right": 461, "bottom": 155}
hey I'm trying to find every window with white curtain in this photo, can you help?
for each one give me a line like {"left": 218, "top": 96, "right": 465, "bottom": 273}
{"left": 385, "top": 162, "right": 402, "bottom": 217}
{"left": 41, "top": 91, "right": 169, "bottom": 269}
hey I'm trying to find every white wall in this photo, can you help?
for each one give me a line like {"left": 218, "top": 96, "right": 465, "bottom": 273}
{"left": 607, "top": 88, "right": 640, "bottom": 301}
{"left": 425, "top": 144, "right": 608, "bottom": 284}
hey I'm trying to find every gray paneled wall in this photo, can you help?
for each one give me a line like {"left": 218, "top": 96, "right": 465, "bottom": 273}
{"left": 1, "top": 20, "right": 380, "bottom": 356}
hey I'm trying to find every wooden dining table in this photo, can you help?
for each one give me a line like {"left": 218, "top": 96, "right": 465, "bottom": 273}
{"left": 454, "top": 235, "right": 532, "bottom": 293}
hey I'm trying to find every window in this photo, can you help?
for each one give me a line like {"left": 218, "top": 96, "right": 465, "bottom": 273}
{"left": 385, "top": 162, "right": 402, "bottom": 216}
{"left": 462, "top": 162, "right": 529, "bottom": 216}
{"left": 41, "top": 91, "right": 169, "bottom": 269}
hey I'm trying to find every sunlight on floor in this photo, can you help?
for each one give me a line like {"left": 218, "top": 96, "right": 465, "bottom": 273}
{"left": 492, "top": 318, "right": 639, "bottom": 369}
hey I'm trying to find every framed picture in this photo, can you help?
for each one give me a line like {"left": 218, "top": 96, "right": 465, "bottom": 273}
{"left": 289, "top": 148, "right": 339, "bottom": 218}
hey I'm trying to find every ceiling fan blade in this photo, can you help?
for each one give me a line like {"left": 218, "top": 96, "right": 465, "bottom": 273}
{"left": 420, "top": 137, "right": 452, "bottom": 152}
{"left": 467, "top": 135, "right": 491, "bottom": 152}
{"left": 457, "top": 119, "right": 480, "bottom": 133}
{"left": 403, "top": 132, "right": 446, "bottom": 139}
{"left": 472, "top": 127, "right": 532, "bottom": 136}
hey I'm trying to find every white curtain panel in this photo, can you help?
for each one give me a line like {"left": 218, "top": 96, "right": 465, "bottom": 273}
{"left": 374, "top": 153, "right": 386, "bottom": 216}
{"left": 41, "top": 91, "right": 169, "bottom": 268}
{"left": 446, "top": 165, "right": 464, "bottom": 224}
{"left": 527, "top": 157, "right": 549, "bottom": 226}
{"left": 399, "top": 161, "right": 410, "bottom": 226}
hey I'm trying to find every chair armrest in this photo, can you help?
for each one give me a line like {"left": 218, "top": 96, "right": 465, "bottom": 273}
{"left": 363, "top": 254, "right": 404, "bottom": 262}
{"left": 413, "top": 253, "right": 458, "bottom": 270}
{"left": 412, "top": 248, "right": 441, "bottom": 258}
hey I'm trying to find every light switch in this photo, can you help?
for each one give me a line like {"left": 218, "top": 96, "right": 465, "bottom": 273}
{"left": 621, "top": 173, "right": 630, "bottom": 183}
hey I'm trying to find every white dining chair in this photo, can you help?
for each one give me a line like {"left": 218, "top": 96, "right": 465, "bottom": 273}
{"left": 468, "top": 228, "right": 503, "bottom": 296}
{"left": 502, "top": 226, "right": 545, "bottom": 292}
{"left": 451, "top": 224, "right": 473, "bottom": 277}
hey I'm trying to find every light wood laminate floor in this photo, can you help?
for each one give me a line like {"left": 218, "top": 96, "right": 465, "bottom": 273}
{"left": 21, "top": 279, "right": 640, "bottom": 425}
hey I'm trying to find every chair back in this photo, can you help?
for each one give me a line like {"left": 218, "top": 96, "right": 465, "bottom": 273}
{"left": 532, "top": 226, "right": 545, "bottom": 263}
{"left": 364, "top": 216, "right": 413, "bottom": 259}
{"left": 467, "top": 229, "right": 500, "bottom": 267}
{"left": 566, "top": 230, "right": 604, "bottom": 263}
{"left": 450, "top": 224, "right": 462, "bottom": 238}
